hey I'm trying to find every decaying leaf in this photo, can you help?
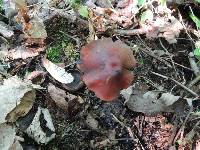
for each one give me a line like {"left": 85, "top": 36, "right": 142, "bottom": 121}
{"left": 42, "top": 58, "right": 74, "bottom": 84}
{"left": 6, "top": 90, "right": 36, "bottom": 123}
{"left": 0, "top": 76, "right": 41, "bottom": 124}
{"left": 0, "top": 123, "right": 16, "bottom": 150}
{"left": 67, "top": 95, "right": 84, "bottom": 117}
{"left": 121, "top": 86, "right": 191, "bottom": 115}
{"left": 25, "top": 107, "right": 55, "bottom": 144}
{"left": 0, "top": 21, "right": 14, "bottom": 38}
{"left": 87, "top": 0, "right": 137, "bottom": 32}
{"left": 48, "top": 83, "right": 68, "bottom": 111}
{"left": 24, "top": 12, "right": 47, "bottom": 45}
{"left": 0, "top": 46, "right": 45, "bottom": 60}
{"left": 9, "top": 140, "right": 23, "bottom": 150}
{"left": 25, "top": 70, "right": 46, "bottom": 84}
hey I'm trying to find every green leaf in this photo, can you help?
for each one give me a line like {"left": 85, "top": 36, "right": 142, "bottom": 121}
{"left": 78, "top": 5, "right": 88, "bottom": 18}
{"left": 138, "top": 0, "right": 146, "bottom": 6}
{"left": 194, "top": 48, "right": 200, "bottom": 60}
{"left": 160, "top": 0, "right": 166, "bottom": 6}
{"left": 195, "top": 0, "right": 200, "bottom": 3}
{"left": 140, "top": 9, "right": 153, "bottom": 23}
{"left": 189, "top": 12, "right": 200, "bottom": 29}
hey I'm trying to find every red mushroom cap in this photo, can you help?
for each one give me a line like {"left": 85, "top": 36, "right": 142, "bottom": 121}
{"left": 78, "top": 38, "right": 137, "bottom": 101}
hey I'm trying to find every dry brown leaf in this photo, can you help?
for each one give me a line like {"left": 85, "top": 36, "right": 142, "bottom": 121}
{"left": 25, "top": 70, "right": 46, "bottom": 84}
{"left": 87, "top": 0, "right": 136, "bottom": 32}
{"left": 1, "top": 46, "right": 45, "bottom": 60}
{"left": 6, "top": 90, "right": 36, "bottom": 123}
{"left": 24, "top": 13, "right": 47, "bottom": 45}
{"left": 146, "top": 16, "right": 183, "bottom": 43}
{"left": 48, "top": 83, "right": 68, "bottom": 111}
{"left": 141, "top": 115, "right": 174, "bottom": 149}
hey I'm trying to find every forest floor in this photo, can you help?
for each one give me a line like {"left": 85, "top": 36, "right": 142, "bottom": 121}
{"left": 0, "top": 0, "right": 200, "bottom": 150}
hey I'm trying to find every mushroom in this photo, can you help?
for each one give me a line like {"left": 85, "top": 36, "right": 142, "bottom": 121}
{"left": 78, "top": 38, "right": 137, "bottom": 101}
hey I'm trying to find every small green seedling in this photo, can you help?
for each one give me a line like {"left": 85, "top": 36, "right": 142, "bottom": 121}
{"left": 78, "top": 5, "right": 88, "bottom": 18}
{"left": 189, "top": 12, "right": 200, "bottom": 29}
{"left": 194, "top": 48, "right": 200, "bottom": 63}
{"left": 138, "top": 0, "right": 146, "bottom": 7}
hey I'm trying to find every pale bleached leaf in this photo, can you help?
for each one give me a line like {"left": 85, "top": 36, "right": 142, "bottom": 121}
{"left": 42, "top": 58, "right": 74, "bottom": 84}
{"left": 0, "top": 21, "right": 14, "bottom": 38}
{"left": 0, "top": 76, "right": 41, "bottom": 124}
{"left": 25, "top": 107, "right": 55, "bottom": 144}
{"left": 0, "top": 123, "right": 16, "bottom": 150}
{"left": 0, "top": 46, "right": 45, "bottom": 60}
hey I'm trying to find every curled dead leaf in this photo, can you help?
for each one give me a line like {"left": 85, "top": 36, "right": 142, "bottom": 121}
{"left": 42, "top": 58, "right": 74, "bottom": 84}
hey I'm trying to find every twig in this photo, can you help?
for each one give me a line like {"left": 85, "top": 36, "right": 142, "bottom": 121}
{"left": 187, "top": 75, "right": 200, "bottom": 88}
{"left": 150, "top": 71, "right": 199, "bottom": 97}
{"left": 111, "top": 114, "right": 145, "bottom": 150}
{"left": 128, "top": 38, "right": 192, "bottom": 71}
{"left": 173, "top": 107, "right": 193, "bottom": 143}
{"left": 141, "top": 48, "right": 172, "bottom": 68}
{"left": 159, "top": 38, "right": 177, "bottom": 72}
{"left": 178, "top": 9, "right": 195, "bottom": 44}
{"left": 114, "top": 25, "right": 154, "bottom": 36}
{"left": 126, "top": 40, "right": 172, "bottom": 68}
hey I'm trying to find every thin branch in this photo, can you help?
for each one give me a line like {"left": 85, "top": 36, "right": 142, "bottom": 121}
{"left": 151, "top": 71, "right": 199, "bottom": 97}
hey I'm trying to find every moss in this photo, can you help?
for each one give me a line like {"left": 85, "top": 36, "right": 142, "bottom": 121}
{"left": 47, "top": 45, "right": 63, "bottom": 63}
{"left": 0, "top": 0, "right": 3, "bottom": 12}
{"left": 47, "top": 41, "right": 79, "bottom": 63}
{"left": 63, "top": 42, "right": 79, "bottom": 63}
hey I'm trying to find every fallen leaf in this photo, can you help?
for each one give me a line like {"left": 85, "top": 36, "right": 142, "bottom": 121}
{"left": 121, "top": 86, "right": 191, "bottom": 115}
{"left": 25, "top": 14, "right": 47, "bottom": 39}
{"left": 9, "top": 140, "right": 23, "bottom": 150}
{"left": 48, "top": 83, "right": 68, "bottom": 111}
{"left": 6, "top": 90, "right": 36, "bottom": 123}
{"left": 0, "top": 123, "right": 16, "bottom": 150}
{"left": 0, "top": 46, "right": 45, "bottom": 60}
{"left": 25, "top": 70, "right": 46, "bottom": 84}
{"left": 0, "top": 21, "right": 14, "bottom": 38}
{"left": 42, "top": 58, "right": 74, "bottom": 84}
{"left": 24, "top": 107, "right": 55, "bottom": 144}
{"left": 68, "top": 95, "right": 84, "bottom": 117}
{"left": 78, "top": 5, "right": 89, "bottom": 18}
{"left": 0, "top": 76, "right": 41, "bottom": 124}
{"left": 150, "top": 16, "right": 183, "bottom": 44}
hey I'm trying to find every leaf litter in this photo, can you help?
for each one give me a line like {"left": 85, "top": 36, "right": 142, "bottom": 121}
{"left": 0, "top": 0, "right": 200, "bottom": 149}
